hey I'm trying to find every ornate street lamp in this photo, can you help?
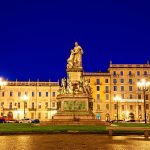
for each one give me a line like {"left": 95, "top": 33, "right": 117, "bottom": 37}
{"left": 21, "top": 94, "right": 29, "bottom": 119}
{"left": 0, "top": 77, "right": 7, "bottom": 90}
{"left": 113, "top": 95, "right": 122, "bottom": 122}
{"left": 137, "top": 79, "right": 150, "bottom": 124}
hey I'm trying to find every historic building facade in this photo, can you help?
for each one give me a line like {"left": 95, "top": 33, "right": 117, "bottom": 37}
{"left": 0, "top": 81, "right": 59, "bottom": 121}
{"left": 0, "top": 62, "right": 150, "bottom": 121}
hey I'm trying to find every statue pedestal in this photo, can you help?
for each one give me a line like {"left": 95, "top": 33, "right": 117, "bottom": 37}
{"left": 66, "top": 68, "right": 83, "bottom": 83}
{"left": 53, "top": 93, "right": 94, "bottom": 120}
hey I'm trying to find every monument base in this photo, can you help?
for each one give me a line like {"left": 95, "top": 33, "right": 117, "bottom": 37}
{"left": 53, "top": 94, "right": 94, "bottom": 120}
{"left": 53, "top": 111, "right": 95, "bottom": 120}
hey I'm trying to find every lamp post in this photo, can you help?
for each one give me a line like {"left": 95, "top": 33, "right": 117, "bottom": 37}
{"left": 113, "top": 95, "right": 122, "bottom": 122}
{"left": 21, "top": 94, "right": 29, "bottom": 119}
{"left": 137, "top": 79, "right": 150, "bottom": 124}
{"left": 0, "top": 77, "right": 7, "bottom": 116}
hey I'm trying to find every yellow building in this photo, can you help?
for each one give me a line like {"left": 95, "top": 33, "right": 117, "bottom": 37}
{"left": 0, "top": 80, "right": 59, "bottom": 121}
{"left": 83, "top": 72, "right": 111, "bottom": 121}
{"left": 0, "top": 62, "right": 150, "bottom": 122}
{"left": 108, "top": 62, "right": 150, "bottom": 121}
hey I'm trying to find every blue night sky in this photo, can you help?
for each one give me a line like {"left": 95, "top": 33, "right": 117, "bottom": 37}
{"left": 0, "top": 0, "right": 150, "bottom": 81}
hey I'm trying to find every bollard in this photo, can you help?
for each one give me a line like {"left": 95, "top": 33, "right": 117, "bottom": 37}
{"left": 109, "top": 129, "right": 113, "bottom": 136}
{"left": 144, "top": 130, "right": 149, "bottom": 138}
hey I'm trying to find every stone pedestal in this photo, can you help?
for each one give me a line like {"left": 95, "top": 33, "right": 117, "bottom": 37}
{"left": 53, "top": 94, "right": 94, "bottom": 120}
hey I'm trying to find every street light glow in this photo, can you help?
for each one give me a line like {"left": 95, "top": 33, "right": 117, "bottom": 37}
{"left": 113, "top": 95, "right": 122, "bottom": 101}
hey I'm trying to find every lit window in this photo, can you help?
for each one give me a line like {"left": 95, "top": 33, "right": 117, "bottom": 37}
{"left": 122, "top": 105, "right": 124, "bottom": 111}
{"left": 45, "top": 102, "right": 48, "bottom": 108}
{"left": 52, "top": 102, "right": 55, "bottom": 107}
{"left": 38, "top": 103, "right": 42, "bottom": 109}
{"left": 129, "top": 94, "right": 132, "bottom": 99}
{"left": 138, "top": 94, "right": 141, "bottom": 99}
{"left": 106, "top": 104, "right": 109, "bottom": 109}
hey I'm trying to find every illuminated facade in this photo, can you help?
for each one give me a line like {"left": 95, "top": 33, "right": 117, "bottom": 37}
{"left": 0, "top": 62, "right": 150, "bottom": 121}
{"left": 0, "top": 81, "right": 59, "bottom": 120}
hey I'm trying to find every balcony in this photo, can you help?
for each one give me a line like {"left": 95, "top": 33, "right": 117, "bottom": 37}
{"left": 103, "top": 90, "right": 110, "bottom": 93}
{"left": 47, "top": 107, "right": 57, "bottom": 111}
{"left": 3, "top": 108, "right": 17, "bottom": 111}
{"left": 28, "top": 108, "right": 37, "bottom": 111}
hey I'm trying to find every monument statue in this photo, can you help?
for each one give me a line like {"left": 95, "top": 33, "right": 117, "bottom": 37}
{"left": 67, "top": 42, "right": 83, "bottom": 69}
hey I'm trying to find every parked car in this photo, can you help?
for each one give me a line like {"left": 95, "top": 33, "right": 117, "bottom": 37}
{"left": 0, "top": 118, "right": 6, "bottom": 123}
{"left": 31, "top": 119, "right": 40, "bottom": 124}
{"left": 110, "top": 120, "right": 124, "bottom": 123}
{"left": 6, "top": 119, "right": 18, "bottom": 123}
{"left": 19, "top": 118, "right": 32, "bottom": 123}
{"left": 126, "top": 119, "right": 136, "bottom": 122}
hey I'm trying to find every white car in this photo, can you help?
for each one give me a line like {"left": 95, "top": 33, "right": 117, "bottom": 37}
{"left": 19, "top": 118, "right": 32, "bottom": 123}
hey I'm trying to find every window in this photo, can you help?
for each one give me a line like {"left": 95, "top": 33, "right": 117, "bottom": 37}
{"left": 2, "top": 92, "right": 4, "bottom": 97}
{"left": 96, "top": 94, "right": 100, "bottom": 101}
{"left": 46, "top": 92, "right": 49, "bottom": 97}
{"left": 105, "top": 86, "right": 109, "bottom": 92}
{"left": 114, "top": 104, "right": 117, "bottom": 110}
{"left": 114, "top": 86, "right": 117, "bottom": 91}
{"left": 45, "top": 113, "right": 48, "bottom": 119}
{"left": 10, "top": 91, "right": 13, "bottom": 97}
{"left": 105, "top": 79, "right": 109, "bottom": 83}
{"left": 121, "top": 94, "right": 124, "bottom": 99}
{"left": 25, "top": 102, "right": 27, "bottom": 108}
{"left": 122, "top": 105, "right": 124, "bottom": 111}
{"left": 144, "top": 71, "right": 148, "bottom": 76}
{"left": 121, "top": 86, "right": 124, "bottom": 91}
{"left": 31, "top": 102, "right": 34, "bottom": 109}
{"left": 96, "top": 79, "right": 100, "bottom": 84}
{"left": 146, "top": 94, "right": 149, "bottom": 100}
{"left": 38, "top": 103, "right": 42, "bottom": 109}
{"left": 45, "top": 102, "right": 48, "bottom": 108}
{"left": 31, "top": 113, "right": 34, "bottom": 119}
{"left": 129, "top": 94, "right": 132, "bottom": 99}
{"left": 52, "top": 92, "right": 56, "bottom": 97}
{"left": 120, "top": 79, "right": 124, "bottom": 83}
{"left": 97, "top": 104, "right": 100, "bottom": 110}
{"left": 9, "top": 102, "right": 12, "bottom": 109}
{"left": 130, "top": 105, "right": 133, "bottom": 110}
{"left": 18, "top": 102, "right": 20, "bottom": 109}
{"left": 138, "top": 105, "right": 141, "bottom": 111}
{"left": 113, "top": 71, "right": 116, "bottom": 76}
{"left": 18, "top": 92, "right": 21, "bottom": 97}
{"left": 138, "top": 94, "right": 141, "bottom": 99}
{"left": 129, "top": 79, "right": 132, "bottom": 84}
{"left": 129, "top": 86, "right": 132, "bottom": 91}
{"left": 1, "top": 102, "right": 4, "bottom": 107}
{"left": 146, "top": 104, "right": 149, "bottom": 110}
{"left": 32, "top": 92, "right": 35, "bottom": 97}
{"left": 106, "top": 104, "right": 109, "bottom": 109}
{"left": 96, "top": 86, "right": 100, "bottom": 91}
{"left": 39, "top": 92, "right": 42, "bottom": 97}
{"left": 25, "top": 92, "right": 28, "bottom": 96}
{"left": 113, "top": 79, "right": 117, "bottom": 84}
{"left": 137, "top": 71, "right": 140, "bottom": 76}
{"left": 106, "top": 94, "right": 109, "bottom": 100}
{"left": 128, "top": 71, "right": 132, "bottom": 76}
{"left": 120, "top": 71, "right": 124, "bottom": 76}
{"left": 38, "top": 113, "right": 41, "bottom": 119}
{"left": 52, "top": 102, "right": 55, "bottom": 107}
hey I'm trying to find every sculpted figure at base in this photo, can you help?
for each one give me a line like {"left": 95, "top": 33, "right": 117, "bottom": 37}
{"left": 67, "top": 42, "right": 83, "bottom": 69}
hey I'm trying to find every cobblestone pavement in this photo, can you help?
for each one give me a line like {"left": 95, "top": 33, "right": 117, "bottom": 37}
{"left": 0, "top": 134, "right": 150, "bottom": 150}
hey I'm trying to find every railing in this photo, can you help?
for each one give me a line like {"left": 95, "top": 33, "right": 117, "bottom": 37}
{"left": 28, "top": 108, "right": 37, "bottom": 111}
{"left": 3, "top": 108, "right": 17, "bottom": 111}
